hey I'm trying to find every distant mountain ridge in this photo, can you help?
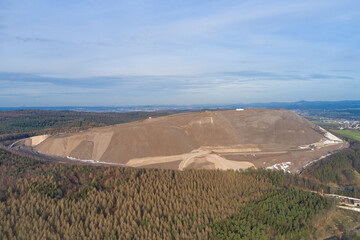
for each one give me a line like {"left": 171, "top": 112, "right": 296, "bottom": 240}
{"left": 1, "top": 100, "right": 360, "bottom": 112}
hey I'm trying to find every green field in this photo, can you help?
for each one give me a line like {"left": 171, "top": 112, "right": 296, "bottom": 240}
{"left": 333, "top": 130, "right": 360, "bottom": 141}
{"left": 311, "top": 121, "right": 341, "bottom": 129}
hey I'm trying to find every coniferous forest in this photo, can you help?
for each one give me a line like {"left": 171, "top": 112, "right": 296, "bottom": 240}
{"left": 0, "top": 148, "right": 336, "bottom": 239}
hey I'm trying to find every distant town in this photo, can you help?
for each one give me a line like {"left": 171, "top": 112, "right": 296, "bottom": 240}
{"left": 319, "top": 119, "right": 360, "bottom": 130}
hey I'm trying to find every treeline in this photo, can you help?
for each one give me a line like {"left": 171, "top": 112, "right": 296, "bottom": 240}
{"left": 0, "top": 109, "right": 176, "bottom": 137}
{"left": 0, "top": 149, "right": 332, "bottom": 239}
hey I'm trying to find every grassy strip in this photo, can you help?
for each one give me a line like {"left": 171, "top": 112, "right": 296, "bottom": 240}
{"left": 333, "top": 130, "right": 360, "bottom": 141}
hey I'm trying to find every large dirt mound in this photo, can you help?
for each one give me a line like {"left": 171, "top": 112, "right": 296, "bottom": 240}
{"left": 33, "top": 109, "right": 344, "bottom": 171}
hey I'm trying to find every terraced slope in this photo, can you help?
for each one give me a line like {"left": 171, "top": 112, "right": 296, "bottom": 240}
{"left": 27, "top": 109, "right": 344, "bottom": 171}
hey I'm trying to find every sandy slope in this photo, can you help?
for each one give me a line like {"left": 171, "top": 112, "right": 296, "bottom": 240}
{"left": 23, "top": 135, "right": 50, "bottom": 146}
{"left": 31, "top": 109, "right": 344, "bottom": 171}
{"left": 126, "top": 149, "right": 255, "bottom": 170}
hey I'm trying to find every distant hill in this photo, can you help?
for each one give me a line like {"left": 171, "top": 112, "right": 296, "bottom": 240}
{"left": 1, "top": 100, "right": 360, "bottom": 112}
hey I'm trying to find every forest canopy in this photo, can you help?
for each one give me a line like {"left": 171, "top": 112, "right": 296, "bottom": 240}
{"left": 0, "top": 149, "right": 334, "bottom": 239}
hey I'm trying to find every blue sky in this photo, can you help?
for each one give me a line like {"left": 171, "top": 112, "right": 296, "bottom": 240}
{"left": 0, "top": 0, "right": 359, "bottom": 106}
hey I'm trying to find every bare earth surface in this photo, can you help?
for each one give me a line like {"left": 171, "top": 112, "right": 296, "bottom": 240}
{"left": 17, "top": 109, "right": 346, "bottom": 172}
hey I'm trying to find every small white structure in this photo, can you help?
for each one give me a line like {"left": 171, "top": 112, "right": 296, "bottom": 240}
{"left": 236, "top": 108, "right": 244, "bottom": 111}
